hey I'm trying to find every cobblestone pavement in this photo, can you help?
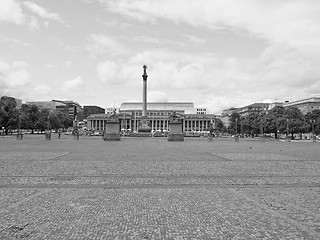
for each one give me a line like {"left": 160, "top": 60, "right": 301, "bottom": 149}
{"left": 0, "top": 135, "right": 320, "bottom": 239}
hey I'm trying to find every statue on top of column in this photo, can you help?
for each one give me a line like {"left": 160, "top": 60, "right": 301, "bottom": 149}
{"left": 107, "top": 109, "right": 119, "bottom": 122}
{"left": 169, "top": 111, "right": 181, "bottom": 122}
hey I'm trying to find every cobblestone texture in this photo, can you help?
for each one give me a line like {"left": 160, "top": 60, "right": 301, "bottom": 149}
{"left": 0, "top": 135, "right": 320, "bottom": 239}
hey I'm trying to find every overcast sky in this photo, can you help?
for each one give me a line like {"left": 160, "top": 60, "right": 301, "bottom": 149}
{"left": 1, "top": 0, "right": 320, "bottom": 114}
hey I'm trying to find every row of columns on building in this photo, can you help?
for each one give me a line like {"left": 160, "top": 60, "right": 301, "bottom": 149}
{"left": 87, "top": 119, "right": 213, "bottom": 132}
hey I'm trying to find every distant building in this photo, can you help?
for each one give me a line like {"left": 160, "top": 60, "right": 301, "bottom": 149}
{"left": 268, "top": 102, "right": 284, "bottom": 110}
{"left": 26, "top": 101, "right": 64, "bottom": 111}
{"left": 220, "top": 103, "right": 269, "bottom": 127}
{"left": 237, "top": 103, "right": 270, "bottom": 116}
{"left": 52, "top": 100, "right": 84, "bottom": 120}
{"left": 14, "top": 98, "right": 22, "bottom": 109}
{"left": 196, "top": 108, "right": 207, "bottom": 115}
{"left": 220, "top": 107, "right": 238, "bottom": 127}
{"left": 87, "top": 102, "right": 218, "bottom": 133}
{"left": 106, "top": 107, "right": 119, "bottom": 115}
{"left": 83, "top": 105, "right": 105, "bottom": 118}
{"left": 120, "top": 102, "right": 195, "bottom": 115}
{"left": 283, "top": 96, "right": 320, "bottom": 114}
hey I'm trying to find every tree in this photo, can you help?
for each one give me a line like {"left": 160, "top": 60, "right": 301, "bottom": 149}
{"left": 264, "top": 106, "right": 285, "bottom": 139}
{"left": 56, "top": 111, "right": 73, "bottom": 130}
{"left": 305, "top": 109, "right": 320, "bottom": 135}
{"left": 36, "top": 108, "right": 50, "bottom": 132}
{"left": 215, "top": 118, "right": 225, "bottom": 132}
{"left": 48, "top": 111, "right": 61, "bottom": 131}
{"left": 240, "top": 112, "right": 261, "bottom": 137}
{"left": 0, "top": 96, "right": 19, "bottom": 135}
{"left": 284, "top": 107, "right": 308, "bottom": 138}
{"left": 20, "top": 104, "right": 40, "bottom": 133}
{"left": 228, "top": 112, "right": 241, "bottom": 134}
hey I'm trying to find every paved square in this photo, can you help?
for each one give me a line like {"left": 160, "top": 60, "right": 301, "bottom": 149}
{"left": 1, "top": 135, "right": 320, "bottom": 239}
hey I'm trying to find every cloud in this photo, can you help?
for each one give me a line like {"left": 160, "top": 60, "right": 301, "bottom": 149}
{"left": 102, "top": 0, "right": 320, "bottom": 47}
{"left": 183, "top": 34, "right": 206, "bottom": 44}
{"left": 93, "top": 0, "right": 320, "bottom": 113}
{"left": 133, "top": 36, "right": 186, "bottom": 47}
{"left": 22, "top": 1, "right": 63, "bottom": 22}
{"left": 96, "top": 61, "right": 120, "bottom": 84}
{"left": 0, "top": 58, "right": 49, "bottom": 100}
{"left": 0, "top": 0, "right": 25, "bottom": 25}
{"left": 0, "top": 0, "right": 65, "bottom": 29}
{"left": 0, "top": 59, "right": 31, "bottom": 89}
{"left": 0, "top": 35, "right": 31, "bottom": 47}
{"left": 62, "top": 76, "right": 84, "bottom": 94}
{"left": 87, "top": 34, "right": 128, "bottom": 58}
{"left": 148, "top": 90, "right": 168, "bottom": 102}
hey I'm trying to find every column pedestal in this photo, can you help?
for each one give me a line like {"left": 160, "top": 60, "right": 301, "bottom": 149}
{"left": 168, "top": 121, "right": 184, "bottom": 141}
{"left": 104, "top": 121, "right": 120, "bottom": 141}
{"left": 138, "top": 117, "right": 151, "bottom": 133}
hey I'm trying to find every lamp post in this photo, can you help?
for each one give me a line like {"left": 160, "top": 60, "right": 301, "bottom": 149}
{"left": 260, "top": 115, "right": 264, "bottom": 136}
{"left": 17, "top": 114, "right": 22, "bottom": 140}
{"left": 286, "top": 118, "right": 290, "bottom": 142}
{"left": 310, "top": 119, "right": 316, "bottom": 142}
{"left": 46, "top": 115, "right": 51, "bottom": 141}
{"left": 235, "top": 118, "right": 238, "bottom": 135}
{"left": 235, "top": 118, "right": 239, "bottom": 142}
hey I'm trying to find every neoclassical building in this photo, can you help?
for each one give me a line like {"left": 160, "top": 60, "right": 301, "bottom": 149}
{"left": 86, "top": 102, "right": 217, "bottom": 133}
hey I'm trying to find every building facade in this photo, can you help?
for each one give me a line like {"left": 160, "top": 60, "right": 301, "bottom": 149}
{"left": 106, "top": 107, "right": 119, "bottom": 114}
{"left": 83, "top": 106, "right": 105, "bottom": 118}
{"left": 86, "top": 102, "right": 217, "bottom": 133}
{"left": 237, "top": 103, "right": 270, "bottom": 116}
{"left": 196, "top": 108, "right": 207, "bottom": 115}
{"left": 283, "top": 97, "right": 320, "bottom": 114}
{"left": 26, "top": 100, "right": 69, "bottom": 115}
{"left": 52, "top": 100, "right": 84, "bottom": 120}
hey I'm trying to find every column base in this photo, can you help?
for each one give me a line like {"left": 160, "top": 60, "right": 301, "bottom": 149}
{"left": 103, "top": 133, "right": 121, "bottom": 141}
{"left": 168, "top": 133, "right": 184, "bottom": 141}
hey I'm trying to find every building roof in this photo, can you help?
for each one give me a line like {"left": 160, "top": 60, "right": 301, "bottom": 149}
{"left": 120, "top": 102, "right": 195, "bottom": 114}
{"left": 240, "top": 103, "right": 269, "bottom": 109}
{"left": 283, "top": 97, "right": 320, "bottom": 107}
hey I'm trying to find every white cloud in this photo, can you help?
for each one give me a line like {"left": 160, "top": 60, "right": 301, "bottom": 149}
{"left": 102, "top": 0, "right": 320, "bottom": 48}
{"left": 23, "top": 1, "right": 63, "bottom": 22}
{"left": 93, "top": 0, "right": 320, "bottom": 113}
{"left": 0, "top": 0, "right": 25, "bottom": 25}
{"left": 133, "top": 36, "right": 186, "bottom": 47}
{"left": 0, "top": 0, "right": 65, "bottom": 29}
{"left": 87, "top": 34, "right": 128, "bottom": 58}
{"left": 96, "top": 61, "right": 120, "bottom": 83}
{"left": 0, "top": 35, "right": 31, "bottom": 47}
{"left": 62, "top": 76, "right": 84, "bottom": 95}
{"left": 0, "top": 59, "right": 31, "bottom": 88}
{"left": 148, "top": 90, "right": 168, "bottom": 102}
{"left": 0, "top": 58, "right": 47, "bottom": 100}
{"left": 183, "top": 34, "right": 206, "bottom": 44}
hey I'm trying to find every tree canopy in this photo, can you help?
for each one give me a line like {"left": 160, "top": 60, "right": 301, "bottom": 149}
{"left": 0, "top": 96, "right": 19, "bottom": 134}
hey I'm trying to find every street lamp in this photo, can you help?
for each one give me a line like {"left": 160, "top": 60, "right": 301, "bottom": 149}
{"left": 286, "top": 118, "right": 290, "bottom": 141}
{"left": 46, "top": 115, "right": 51, "bottom": 141}
{"left": 235, "top": 118, "right": 239, "bottom": 142}
{"left": 17, "top": 114, "right": 23, "bottom": 140}
{"left": 235, "top": 118, "right": 238, "bottom": 135}
{"left": 310, "top": 119, "right": 316, "bottom": 142}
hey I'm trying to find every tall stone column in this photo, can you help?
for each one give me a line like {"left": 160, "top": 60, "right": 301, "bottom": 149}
{"left": 142, "top": 65, "right": 147, "bottom": 117}
{"left": 138, "top": 65, "right": 151, "bottom": 132}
